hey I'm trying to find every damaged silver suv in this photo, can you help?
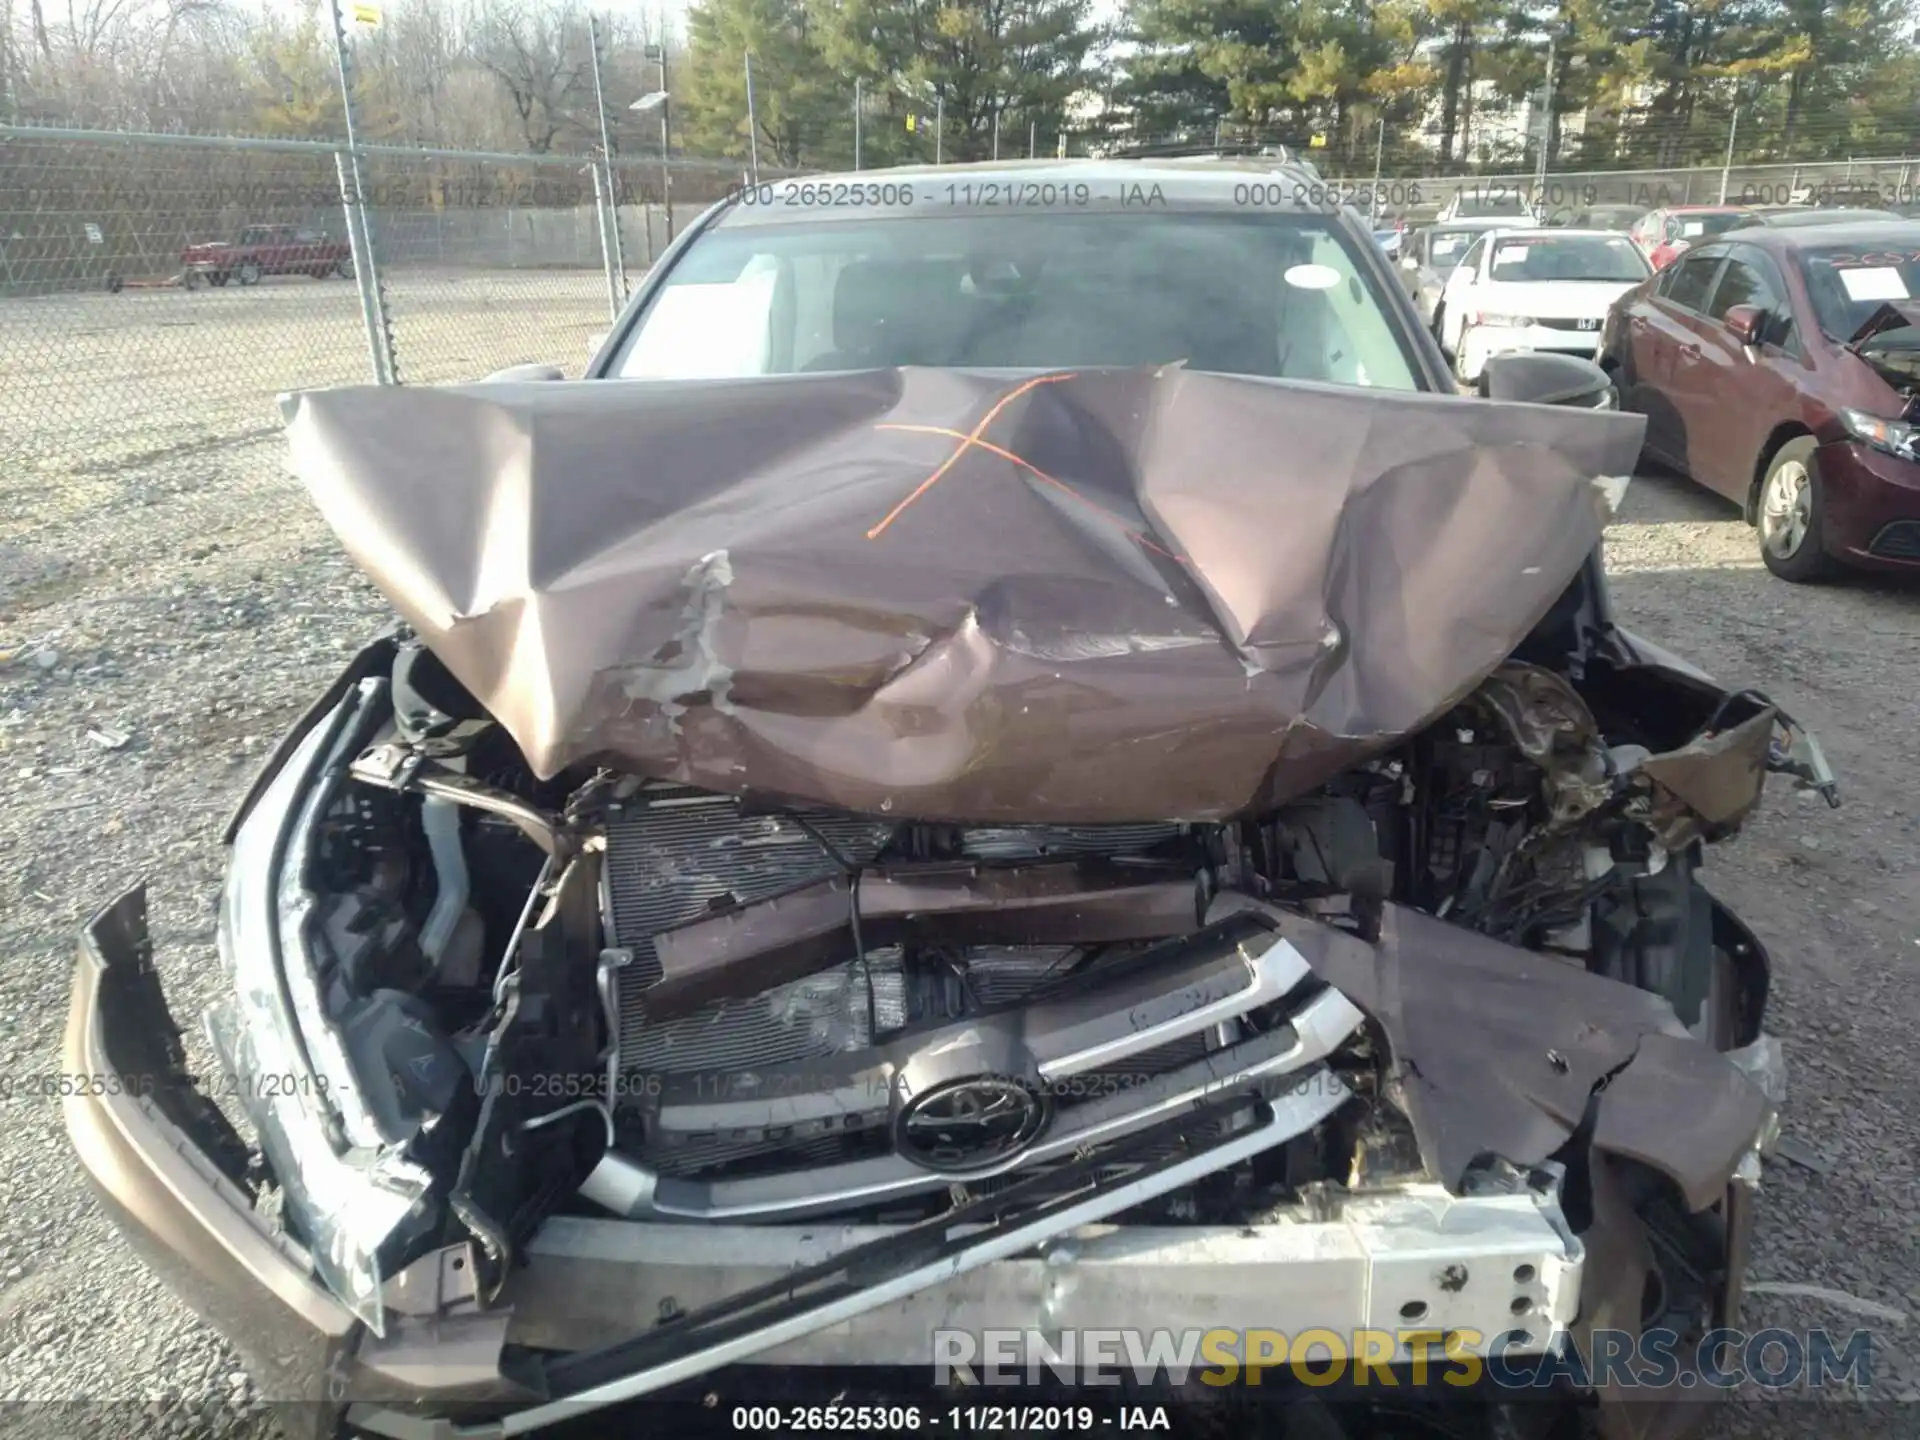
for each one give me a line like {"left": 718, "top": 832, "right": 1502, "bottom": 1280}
{"left": 65, "top": 159, "right": 1837, "bottom": 1440}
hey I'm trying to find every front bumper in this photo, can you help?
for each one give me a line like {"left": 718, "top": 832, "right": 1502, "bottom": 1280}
{"left": 505, "top": 1195, "right": 1583, "bottom": 1363}
{"left": 62, "top": 886, "right": 358, "bottom": 1433}
{"left": 66, "top": 883, "right": 1590, "bottom": 1436}
{"left": 1813, "top": 439, "right": 1920, "bottom": 570}
{"left": 1458, "top": 323, "right": 1604, "bottom": 379}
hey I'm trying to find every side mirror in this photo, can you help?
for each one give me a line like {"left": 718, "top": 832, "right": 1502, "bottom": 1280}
{"left": 1723, "top": 304, "right": 1765, "bottom": 347}
{"left": 1480, "top": 351, "right": 1614, "bottom": 408}
{"left": 482, "top": 362, "right": 566, "bottom": 383}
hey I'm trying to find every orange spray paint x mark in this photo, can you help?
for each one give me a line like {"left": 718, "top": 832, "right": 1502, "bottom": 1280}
{"left": 863, "top": 372, "right": 1078, "bottom": 541}
{"left": 864, "top": 373, "right": 1182, "bottom": 562}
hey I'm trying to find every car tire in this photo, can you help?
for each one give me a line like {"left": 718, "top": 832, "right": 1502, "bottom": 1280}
{"left": 1431, "top": 302, "right": 1449, "bottom": 355}
{"left": 210, "top": 272, "right": 228, "bottom": 287}
{"left": 1757, "top": 437, "right": 1837, "bottom": 583}
{"left": 237, "top": 261, "right": 263, "bottom": 286}
{"left": 333, "top": 256, "right": 354, "bottom": 280}
{"left": 182, "top": 270, "right": 203, "bottom": 292}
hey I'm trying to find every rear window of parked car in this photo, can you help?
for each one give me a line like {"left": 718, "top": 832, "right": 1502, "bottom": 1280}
{"left": 1669, "top": 213, "right": 1757, "bottom": 241}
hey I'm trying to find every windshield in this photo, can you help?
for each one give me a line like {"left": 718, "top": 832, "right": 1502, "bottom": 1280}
{"left": 1487, "top": 234, "right": 1649, "bottom": 283}
{"left": 1799, "top": 240, "right": 1920, "bottom": 338}
{"left": 612, "top": 211, "right": 1422, "bottom": 391}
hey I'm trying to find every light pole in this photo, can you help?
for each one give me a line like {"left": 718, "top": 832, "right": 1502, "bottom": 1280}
{"left": 854, "top": 78, "right": 863, "bottom": 170}
{"left": 744, "top": 51, "right": 759, "bottom": 182}
{"left": 587, "top": 12, "right": 626, "bottom": 302}
{"left": 630, "top": 83, "right": 672, "bottom": 245}
{"left": 636, "top": 43, "right": 673, "bottom": 242}
{"left": 1719, "top": 80, "right": 1753, "bottom": 204}
{"left": 1533, "top": 34, "right": 1557, "bottom": 211}
{"left": 1369, "top": 116, "right": 1385, "bottom": 226}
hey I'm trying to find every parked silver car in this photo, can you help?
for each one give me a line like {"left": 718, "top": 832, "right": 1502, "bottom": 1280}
{"left": 1399, "top": 219, "right": 1511, "bottom": 327}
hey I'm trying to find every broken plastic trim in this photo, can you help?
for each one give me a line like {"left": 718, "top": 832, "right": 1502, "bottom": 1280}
{"left": 643, "top": 862, "right": 1201, "bottom": 1018}
{"left": 344, "top": 1087, "right": 1345, "bottom": 1440}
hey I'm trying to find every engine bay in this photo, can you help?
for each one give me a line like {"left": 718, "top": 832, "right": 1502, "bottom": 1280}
{"left": 257, "top": 605, "right": 1831, "bottom": 1316}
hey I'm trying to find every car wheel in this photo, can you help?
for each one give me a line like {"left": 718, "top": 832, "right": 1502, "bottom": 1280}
{"left": 1431, "top": 302, "right": 1448, "bottom": 354}
{"left": 210, "top": 271, "right": 228, "bottom": 287}
{"left": 182, "top": 270, "right": 203, "bottom": 292}
{"left": 1757, "top": 437, "right": 1837, "bottom": 583}
{"left": 237, "top": 261, "right": 263, "bottom": 286}
{"left": 333, "top": 255, "right": 354, "bottom": 280}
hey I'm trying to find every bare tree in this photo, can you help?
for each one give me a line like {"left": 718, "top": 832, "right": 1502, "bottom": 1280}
{"left": 473, "top": 0, "right": 589, "bottom": 152}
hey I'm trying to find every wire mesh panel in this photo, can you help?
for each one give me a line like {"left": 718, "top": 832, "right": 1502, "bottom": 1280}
{"left": 0, "top": 131, "right": 374, "bottom": 497}
{"left": 364, "top": 151, "right": 615, "bottom": 384}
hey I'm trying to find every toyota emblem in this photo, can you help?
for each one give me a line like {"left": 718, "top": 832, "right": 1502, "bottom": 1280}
{"left": 893, "top": 1075, "right": 1051, "bottom": 1174}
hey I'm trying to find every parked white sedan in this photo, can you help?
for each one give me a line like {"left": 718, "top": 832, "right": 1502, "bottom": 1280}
{"left": 1436, "top": 229, "right": 1652, "bottom": 384}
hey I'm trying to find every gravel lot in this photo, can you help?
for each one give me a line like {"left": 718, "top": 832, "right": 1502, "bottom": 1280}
{"left": 0, "top": 267, "right": 613, "bottom": 514}
{"left": 0, "top": 331, "right": 1916, "bottom": 1435}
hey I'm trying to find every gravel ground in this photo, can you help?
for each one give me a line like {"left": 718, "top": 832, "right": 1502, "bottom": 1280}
{"left": 0, "top": 267, "right": 614, "bottom": 507}
{"left": 0, "top": 397, "right": 1916, "bottom": 1436}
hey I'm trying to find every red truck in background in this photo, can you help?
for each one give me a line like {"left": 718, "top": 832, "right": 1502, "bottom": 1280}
{"left": 180, "top": 224, "right": 353, "bottom": 289}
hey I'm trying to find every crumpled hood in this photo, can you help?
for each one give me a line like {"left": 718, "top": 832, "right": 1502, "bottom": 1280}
{"left": 283, "top": 365, "right": 1644, "bottom": 823}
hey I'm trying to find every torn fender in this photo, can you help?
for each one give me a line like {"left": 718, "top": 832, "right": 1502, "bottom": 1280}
{"left": 1210, "top": 895, "right": 1774, "bottom": 1211}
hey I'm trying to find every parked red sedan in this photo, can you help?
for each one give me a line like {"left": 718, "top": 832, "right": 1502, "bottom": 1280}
{"left": 1627, "top": 205, "right": 1761, "bottom": 270}
{"left": 1599, "top": 219, "right": 1920, "bottom": 580}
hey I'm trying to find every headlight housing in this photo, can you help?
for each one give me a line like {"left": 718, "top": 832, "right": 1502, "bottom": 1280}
{"left": 213, "top": 679, "right": 431, "bottom": 1336}
{"left": 1840, "top": 407, "right": 1920, "bottom": 462}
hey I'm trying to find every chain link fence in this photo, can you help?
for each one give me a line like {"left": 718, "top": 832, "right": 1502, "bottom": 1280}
{"left": 1091, "top": 113, "right": 1920, "bottom": 222}
{"left": 6, "top": 109, "right": 1917, "bottom": 505}
{"left": 0, "top": 122, "right": 753, "bottom": 501}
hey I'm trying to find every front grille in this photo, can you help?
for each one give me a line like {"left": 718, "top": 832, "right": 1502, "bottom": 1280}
{"left": 602, "top": 787, "right": 1203, "bottom": 1181}
{"left": 1868, "top": 520, "right": 1920, "bottom": 560}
